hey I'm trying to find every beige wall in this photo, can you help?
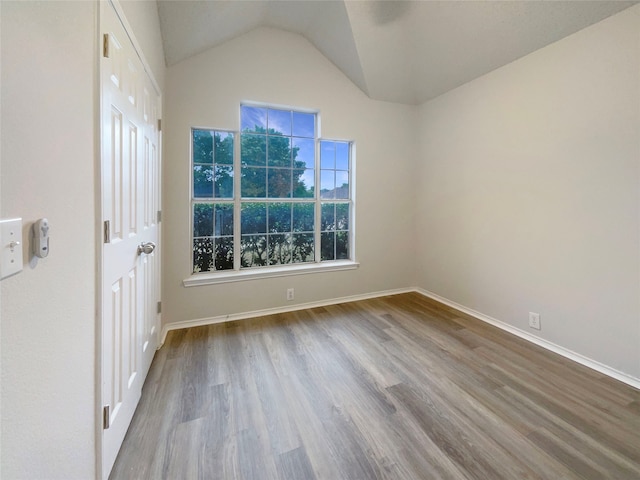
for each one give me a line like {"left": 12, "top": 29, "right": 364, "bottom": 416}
{"left": 0, "top": 1, "right": 97, "bottom": 478}
{"left": 162, "top": 26, "right": 416, "bottom": 325}
{"left": 415, "top": 5, "right": 640, "bottom": 378}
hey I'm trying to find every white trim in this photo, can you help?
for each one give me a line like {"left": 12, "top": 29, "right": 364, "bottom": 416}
{"left": 183, "top": 260, "right": 359, "bottom": 286}
{"left": 109, "top": 0, "right": 161, "bottom": 96}
{"left": 415, "top": 288, "right": 640, "bottom": 391}
{"left": 100, "top": 5, "right": 162, "bottom": 478}
{"left": 159, "top": 285, "right": 640, "bottom": 391}
{"left": 160, "top": 286, "right": 412, "bottom": 344}
{"left": 190, "top": 107, "right": 355, "bottom": 278}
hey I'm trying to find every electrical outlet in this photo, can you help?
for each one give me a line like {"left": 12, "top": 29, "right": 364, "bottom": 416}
{"left": 286, "top": 288, "right": 294, "bottom": 301}
{"left": 529, "top": 312, "right": 541, "bottom": 330}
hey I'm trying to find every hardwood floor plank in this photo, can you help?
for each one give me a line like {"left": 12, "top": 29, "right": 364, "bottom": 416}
{"left": 477, "top": 345, "right": 640, "bottom": 441}
{"left": 206, "top": 323, "right": 233, "bottom": 386}
{"left": 388, "top": 382, "right": 508, "bottom": 480}
{"left": 628, "top": 400, "right": 640, "bottom": 414}
{"left": 111, "top": 293, "right": 640, "bottom": 479}
{"left": 179, "top": 326, "right": 210, "bottom": 423}
{"left": 276, "top": 447, "right": 317, "bottom": 480}
{"left": 284, "top": 310, "right": 388, "bottom": 480}
{"left": 198, "top": 383, "right": 232, "bottom": 479}
{"left": 261, "top": 327, "right": 348, "bottom": 480}
{"left": 249, "top": 333, "right": 301, "bottom": 455}
{"left": 163, "top": 418, "right": 203, "bottom": 480}
{"left": 484, "top": 363, "right": 640, "bottom": 467}
{"left": 303, "top": 309, "right": 398, "bottom": 419}
{"left": 109, "top": 355, "right": 183, "bottom": 479}
{"left": 237, "top": 427, "right": 279, "bottom": 480}
{"left": 493, "top": 385, "right": 640, "bottom": 478}
{"left": 526, "top": 429, "right": 607, "bottom": 480}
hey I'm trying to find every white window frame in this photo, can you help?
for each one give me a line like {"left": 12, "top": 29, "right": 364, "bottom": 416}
{"left": 184, "top": 104, "right": 358, "bottom": 287}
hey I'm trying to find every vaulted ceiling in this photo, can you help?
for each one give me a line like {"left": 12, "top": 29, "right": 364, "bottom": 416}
{"left": 156, "top": 0, "right": 637, "bottom": 105}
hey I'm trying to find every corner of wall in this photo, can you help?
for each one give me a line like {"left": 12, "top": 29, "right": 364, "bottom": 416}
{"left": 412, "top": 5, "right": 640, "bottom": 380}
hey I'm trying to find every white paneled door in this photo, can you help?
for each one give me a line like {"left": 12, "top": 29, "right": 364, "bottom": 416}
{"left": 100, "top": 2, "right": 161, "bottom": 478}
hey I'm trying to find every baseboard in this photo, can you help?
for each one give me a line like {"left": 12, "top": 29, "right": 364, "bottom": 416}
{"left": 159, "top": 287, "right": 415, "bottom": 345}
{"left": 414, "top": 288, "right": 640, "bottom": 391}
{"left": 159, "top": 286, "right": 640, "bottom": 390}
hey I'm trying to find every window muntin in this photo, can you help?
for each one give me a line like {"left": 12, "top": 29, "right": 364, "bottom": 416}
{"left": 191, "top": 105, "right": 352, "bottom": 275}
{"left": 320, "top": 202, "right": 350, "bottom": 261}
{"left": 319, "top": 140, "right": 350, "bottom": 200}
{"left": 240, "top": 202, "right": 315, "bottom": 268}
{"left": 193, "top": 202, "right": 235, "bottom": 272}
{"left": 240, "top": 106, "right": 315, "bottom": 200}
{"left": 193, "top": 130, "right": 234, "bottom": 199}
{"left": 192, "top": 129, "right": 235, "bottom": 273}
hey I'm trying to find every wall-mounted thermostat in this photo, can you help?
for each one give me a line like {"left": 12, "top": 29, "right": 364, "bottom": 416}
{"left": 32, "top": 218, "right": 50, "bottom": 258}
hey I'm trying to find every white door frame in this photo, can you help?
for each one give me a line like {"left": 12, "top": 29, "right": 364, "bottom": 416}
{"left": 96, "top": 1, "right": 162, "bottom": 478}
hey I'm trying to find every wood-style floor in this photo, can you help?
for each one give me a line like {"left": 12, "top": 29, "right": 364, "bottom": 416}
{"left": 110, "top": 292, "right": 640, "bottom": 479}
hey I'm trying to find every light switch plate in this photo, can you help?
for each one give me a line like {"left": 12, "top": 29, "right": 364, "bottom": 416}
{"left": 1, "top": 218, "right": 23, "bottom": 279}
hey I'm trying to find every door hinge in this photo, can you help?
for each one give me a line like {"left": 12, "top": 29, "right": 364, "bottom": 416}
{"left": 157, "top": 210, "right": 162, "bottom": 223}
{"left": 157, "top": 301, "right": 162, "bottom": 314}
{"left": 157, "top": 119, "right": 162, "bottom": 131}
{"left": 103, "top": 33, "right": 110, "bottom": 58}
{"left": 103, "top": 220, "right": 110, "bottom": 244}
{"left": 103, "top": 405, "right": 110, "bottom": 429}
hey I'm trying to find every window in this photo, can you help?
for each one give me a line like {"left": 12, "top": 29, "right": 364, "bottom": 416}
{"left": 192, "top": 130, "right": 235, "bottom": 272}
{"left": 190, "top": 104, "right": 354, "bottom": 280}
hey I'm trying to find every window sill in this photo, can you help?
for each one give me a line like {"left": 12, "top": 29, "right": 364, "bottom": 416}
{"left": 183, "top": 260, "right": 360, "bottom": 287}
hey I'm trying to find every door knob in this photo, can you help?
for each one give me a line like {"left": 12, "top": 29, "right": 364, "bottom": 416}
{"left": 137, "top": 241, "right": 156, "bottom": 255}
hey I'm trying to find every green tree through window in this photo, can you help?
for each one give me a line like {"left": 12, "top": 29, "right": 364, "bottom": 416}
{"left": 191, "top": 105, "right": 352, "bottom": 274}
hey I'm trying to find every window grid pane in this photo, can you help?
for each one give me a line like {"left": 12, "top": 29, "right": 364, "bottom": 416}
{"left": 193, "top": 129, "right": 235, "bottom": 199}
{"left": 193, "top": 202, "right": 234, "bottom": 272}
{"left": 320, "top": 202, "right": 350, "bottom": 262}
{"left": 192, "top": 107, "right": 352, "bottom": 275}
{"left": 240, "top": 200, "right": 315, "bottom": 268}
{"left": 320, "top": 140, "right": 349, "bottom": 201}
{"left": 242, "top": 108, "right": 315, "bottom": 201}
